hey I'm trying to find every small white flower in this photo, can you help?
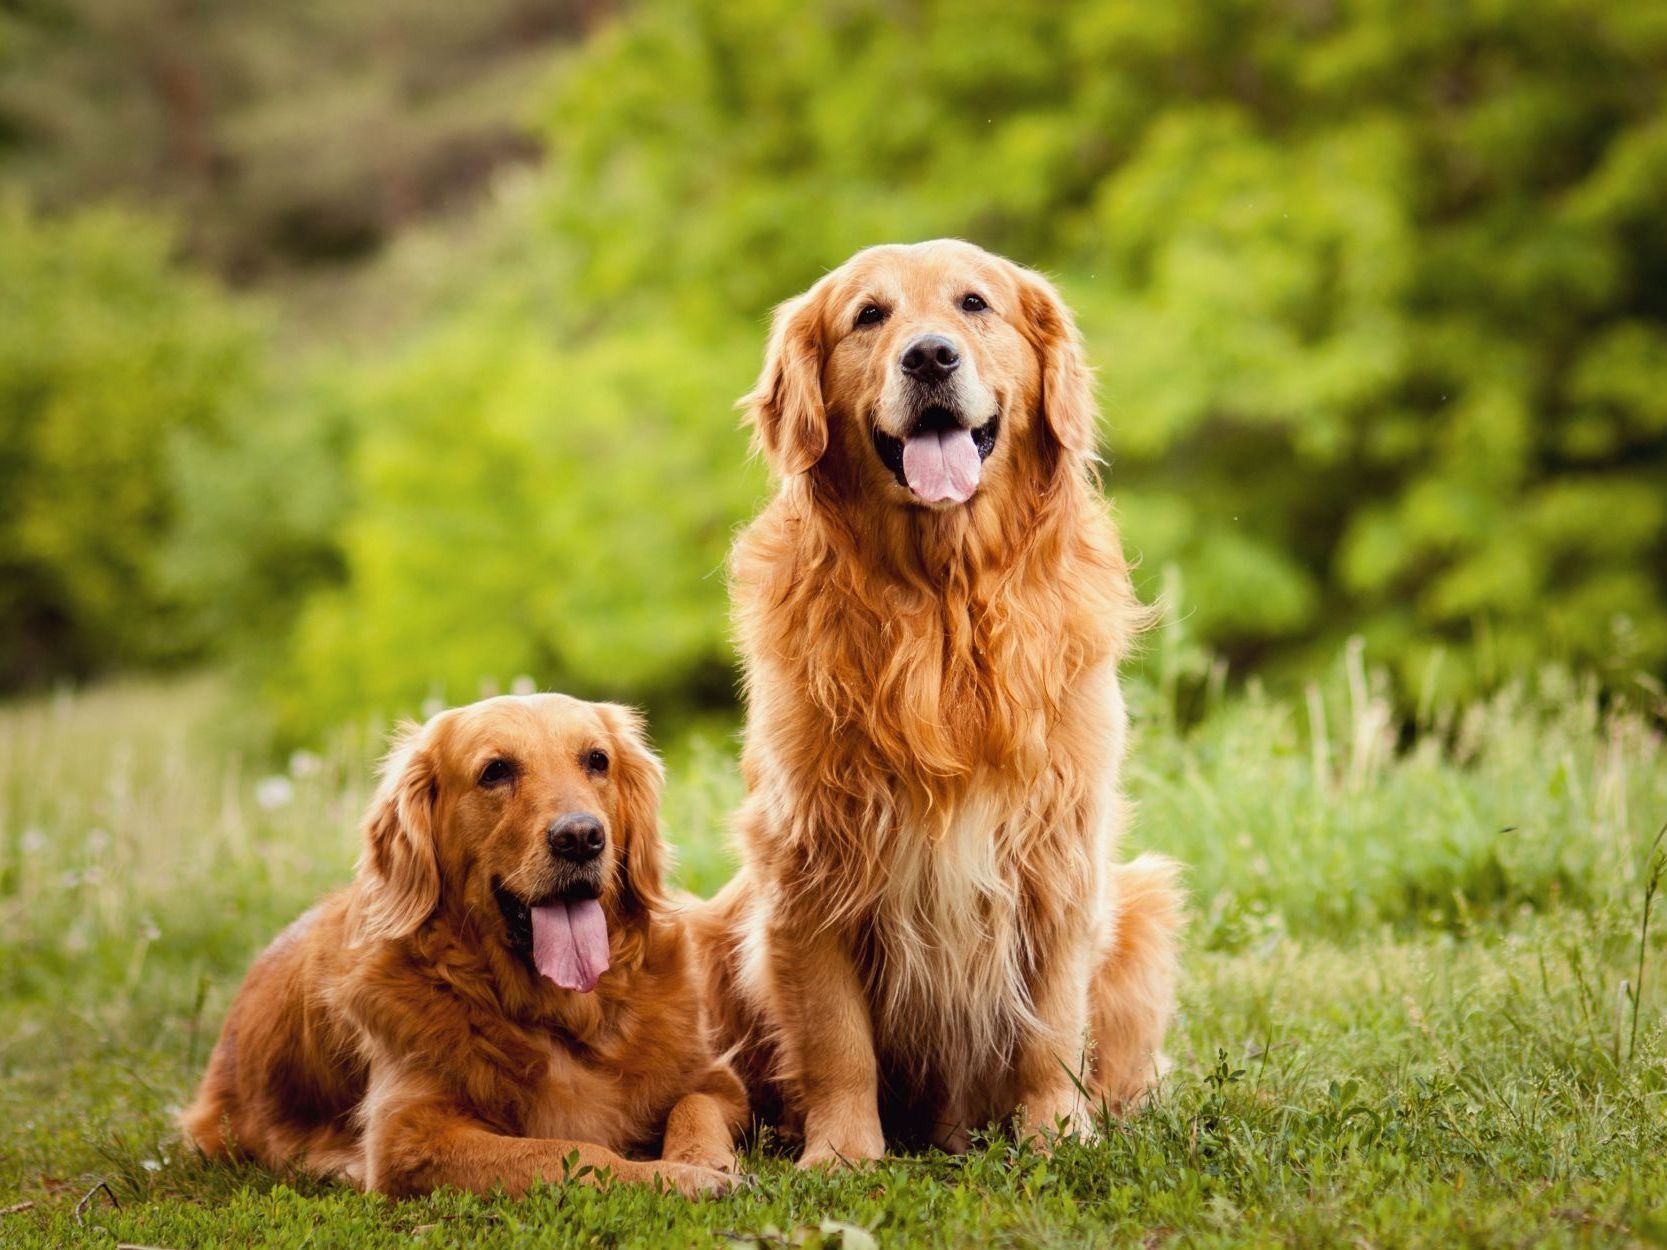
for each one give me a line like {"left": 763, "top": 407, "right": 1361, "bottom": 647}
{"left": 254, "top": 775, "right": 295, "bottom": 811}
{"left": 60, "top": 870, "right": 80, "bottom": 889}
{"left": 140, "top": 914, "right": 161, "bottom": 942}
{"left": 288, "top": 750, "right": 323, "bottom": 779}
{"left": 20, "top": 828, "right": 45, "bottom": 854}
{"left": 141, "top": 1159, "right": 162, "bottom": 1172}
{"left": 86, "top": 828, "right": 111, "bottom": 855}
{"left": 510, "top": 674, "right": 537, "bottom": 696}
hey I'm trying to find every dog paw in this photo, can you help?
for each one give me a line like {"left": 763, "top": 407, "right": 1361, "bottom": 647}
{"left": 1016, "top": 1089, "right": 1094, "bottom": 1151}
{"left": 796, "top": 1133, "right": 884, "bottom": 1171}
{"left": 644, "top": 1160, "right": 735, "bottom": 1198}
{"left": 661, "top": 1145, "right": 737, "bottom": 1174}
{"left": 1022, "top": 1119, "right": 1097, "bottom": 1155}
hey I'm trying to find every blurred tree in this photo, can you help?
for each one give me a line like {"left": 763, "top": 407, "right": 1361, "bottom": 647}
{"left": 163, "top": 374, "right": 353, "bottom": 656}
{"left": 272, "top": 293, "right": 762, "bottom": 733}
{"left": 0, "top": 0, "right": 591, "bottom": 278}
{"left": 0, "top": 201, "right": 259, "bottom": 685}
{"left": 0, "top": 0, "right": 598, "bottom": 694}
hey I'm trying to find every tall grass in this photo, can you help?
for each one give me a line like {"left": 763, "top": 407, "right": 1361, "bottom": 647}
{"left": 1, "top": 666, "right": 1664, "bottom": 1246}
{"left": 1134, "top": 656, "right": 1666, "bottom": 949}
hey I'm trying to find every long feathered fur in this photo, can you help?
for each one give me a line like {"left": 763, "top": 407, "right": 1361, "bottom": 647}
{"left": 699, "top": 241, "right": 1181, "bottom": 1146}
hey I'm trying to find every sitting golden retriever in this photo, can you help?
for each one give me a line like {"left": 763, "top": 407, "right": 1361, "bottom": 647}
{"left": 182, "top": 694, "right": 745, "bottom": 1197}
{"left": 694, "top": 239, "right": 1183, "bottom": 1165}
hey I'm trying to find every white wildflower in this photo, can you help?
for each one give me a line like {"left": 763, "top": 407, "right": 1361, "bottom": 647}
{"left": 254, "top": 775, "right": 295, "bottom": 811}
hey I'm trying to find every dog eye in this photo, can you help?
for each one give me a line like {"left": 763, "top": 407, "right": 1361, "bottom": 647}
{"left": 479, "top": 758, "right": 516, "bottom": 788}
{"left": 960, "top": 293, "right": 988, "bottom": 313}
{"left": 855, "top": 304, "right": 888, "bottom": 328}
{"left": 585, "top": 749, "right": 610, "bottom": 775}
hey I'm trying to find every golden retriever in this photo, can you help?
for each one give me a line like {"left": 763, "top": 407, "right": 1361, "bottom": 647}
{"left": 182, "top": 694, "right": 746, "bottom": 1197}
{"left": 693, "top": 239, "right": 1183, "bottom": 1166}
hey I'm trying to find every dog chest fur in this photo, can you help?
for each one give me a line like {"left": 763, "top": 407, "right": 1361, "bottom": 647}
{"left": 860, "top": 785, "right": 1047, "bottom": 1085}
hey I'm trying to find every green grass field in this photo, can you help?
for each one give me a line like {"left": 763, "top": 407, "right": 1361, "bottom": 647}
{"left": 2, "top": 665, "right": 1665, "bottom": 1248}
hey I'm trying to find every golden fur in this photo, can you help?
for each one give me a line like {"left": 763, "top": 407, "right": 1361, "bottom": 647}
{"left": 693, "top": 239, "right": 1184, "bottom": 1165}
{"left": 182, "top": 694, "right": 746, "bottom": 1197}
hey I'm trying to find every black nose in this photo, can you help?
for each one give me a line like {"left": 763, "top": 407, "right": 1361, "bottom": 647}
{"left": 547, "top": 813, "right": 605, "bottom": 863}
{"left": 900, "top": 334, "right": 960, "bottom": 384}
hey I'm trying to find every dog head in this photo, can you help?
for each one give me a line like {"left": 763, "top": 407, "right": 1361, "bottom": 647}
{"left": 347, "top": 693, "right": 667, "bottom": 993}
{"left": 744, "top": 238, "right": 1097, "bottom": 509}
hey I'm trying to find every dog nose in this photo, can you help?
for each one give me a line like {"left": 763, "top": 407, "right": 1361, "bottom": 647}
{"left": 547, "top": 813, "right": 605, "bottom": 863}
{"left": 900, "top": 334, "right": 960, "bottom": 383}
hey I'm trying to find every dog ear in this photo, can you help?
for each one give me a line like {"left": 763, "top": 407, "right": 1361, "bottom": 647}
{"left": 597, "top": 703, "right": 670, "bottom": 916}
{"left": 348, "top": 722, "right": 442, "bottom": 944}
{"left": 1017, "top": 268, "right": 1100, "bottom": 460}
{"left": 742, "top": 284, "right": 829, "bottom": 477}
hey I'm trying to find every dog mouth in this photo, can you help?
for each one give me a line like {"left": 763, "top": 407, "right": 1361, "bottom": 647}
{"left": 872, "top": 406, "right": 1000, "bottom": 505}
{"left": 494, "top": 880, "right": 610, "bottom": 993}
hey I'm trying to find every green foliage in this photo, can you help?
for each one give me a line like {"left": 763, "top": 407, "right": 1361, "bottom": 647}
{"left": 0, "top": 200, "right": 259, "bottom": 685}
{"left": 163, "top": 371, "right": 354, "bottom": 654}
{"left": 3, "top": 677, "right": 1665, "bottom": 1245}
{"left": 252, "top": 0, "right": 1667, "bottom": 734}
{"left": 521, "top": 0, "right": 1667, "bottom": 701}
{"left": 271, "top": 300, "right": 764, "bottom": 733}
{"left": 7, "top": 0, "right": 1667, "bottom": 727}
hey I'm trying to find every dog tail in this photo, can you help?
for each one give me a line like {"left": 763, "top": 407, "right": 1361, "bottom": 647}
{"left": 1089, "top": 853, "right": 1185, "bottom": 1113}
{"left": 179, "top": 1029, "right": 238, "bottom": 1159}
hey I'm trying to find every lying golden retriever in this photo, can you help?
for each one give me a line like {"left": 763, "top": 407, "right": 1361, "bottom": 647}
{"left": 182, "top": 694, "right": 745, "bottom": 1197}
{"left": 694, "top": 239, "right": 1183, "bottom": 1165}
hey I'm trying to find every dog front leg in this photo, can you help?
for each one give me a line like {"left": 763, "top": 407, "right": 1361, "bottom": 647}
{"left": 365, "top": 1097, "right": 731, "bottom": 1199}
{"left": 661, "top": 1063, "right": 749, "bottom": 1173}
{"left": 1011, "top": 928, "right": 1096, "bottom": 1146}
{"left": 769, "top": 920, "right": 885, "bottom": 1169}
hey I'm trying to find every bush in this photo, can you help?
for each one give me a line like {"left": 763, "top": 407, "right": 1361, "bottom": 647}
{"left": 0, "top": 200, "right": 260, "bottom": 686}
{"left": 163, "top": 373, "right": 353, "bottom": 655}
{"left": 270, "top": 293, "right": 764, "bottom": 735}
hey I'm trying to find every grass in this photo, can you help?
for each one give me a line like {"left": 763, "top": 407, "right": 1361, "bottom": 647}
{"left": 2, "top": 666, "right": 1665, "bottom": 1248}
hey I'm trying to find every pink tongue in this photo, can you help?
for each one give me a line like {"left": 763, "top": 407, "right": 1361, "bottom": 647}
{"left": 530, "top": 898, "right": 610, "bottom": 992}
{"left": 901, "top": 428, "right": 982, "bottom": 503}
